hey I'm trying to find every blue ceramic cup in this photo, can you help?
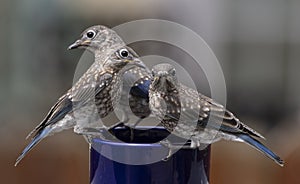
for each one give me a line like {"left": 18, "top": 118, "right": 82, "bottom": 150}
{"left": 90, "top": 127, "right": 210, "bottom": 184}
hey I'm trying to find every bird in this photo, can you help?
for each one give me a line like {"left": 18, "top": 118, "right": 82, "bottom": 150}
{"left": 149, "top": 63, "right": 284, "bottom": 166}
{"left": 15, "top": 25, "right": 148, "bottom": 166}
{"left": 119, "top": 66, "right": 152, "bottom": 127}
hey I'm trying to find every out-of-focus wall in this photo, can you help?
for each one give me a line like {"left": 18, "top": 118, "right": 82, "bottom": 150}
{"left": 1, "top": 0, "right": 300, "bottom": 183}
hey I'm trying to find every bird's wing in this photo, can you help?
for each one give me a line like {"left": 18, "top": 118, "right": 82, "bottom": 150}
{"left": 122, "top": 66, "right": 151, "bottom": 99}
{"left": 16, "top": 94, "right": 73, "bottom": 166}
{"left": 26, "top": 94, "right": 73, "bottom": 139}
{"left": 16, "top": 73, "right": 113, "bottom": 166}
{"left": 71, "top": 72, "right": 113, "bottom": 105}
{"left": 196, "top": 92, "right": 265, "bottom": 139}
{"left": 129, "top": 80, "right": 151, "bottom": 99}
{"left": 237, "top": 134, "right": 283, "bottom": 166}
{"left": 177, "top": 85, "right": 265, "bottom": 139}
{"left": 27, "top": 72, "right": 113, "bottom": 139}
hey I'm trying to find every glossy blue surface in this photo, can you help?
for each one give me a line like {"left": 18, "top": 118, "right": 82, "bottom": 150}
{"left": 90, "top": 127, "right": 210, "bottom": 184}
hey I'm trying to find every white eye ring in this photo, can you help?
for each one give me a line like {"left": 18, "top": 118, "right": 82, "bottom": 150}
{"left": 86, "top": 30, "right": 96, "bottom": 39}
{"left": 118, "top": 48, "right": 129, "bottom": 58}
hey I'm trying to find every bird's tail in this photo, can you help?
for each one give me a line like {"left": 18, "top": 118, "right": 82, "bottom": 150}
{"left": 237, "top": 134, "right": 284, "bottom": 167}
{"left": 15, "top": 127, "right": 51, "bottom": 166}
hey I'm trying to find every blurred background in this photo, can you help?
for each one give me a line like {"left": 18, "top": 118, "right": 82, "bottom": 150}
{"left": 1, "top": 0, "right": 300, "bottom": 183}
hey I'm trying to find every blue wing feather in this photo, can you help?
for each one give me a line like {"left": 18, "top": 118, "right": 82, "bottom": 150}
{"left": 15, "top": 128, "right": 51, "bottom": 166}
{"left": 130, "top": 80, "right": 150, "bottom": 99}
{"left": 16, "top": 96, "right": 73, "bottom": 166}
{"left": 237, "top": 134, "right": 284, "bottom": 166}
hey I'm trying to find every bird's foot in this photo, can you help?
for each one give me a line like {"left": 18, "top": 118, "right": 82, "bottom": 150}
{"left": 124, "top": 118, "right": 144, "bottom": 141}
{"left": 74, "top": 126, "right": 111, "bottom": 141}
{"left": 107, "top": 121, "right": 137, "bottom": 142}
{"left": 111, "top": 118, "right": 143, "bottom": 142}
{"left": 108, "top": 122, "right": 126, "bottom": 130}
{"left": 159, "top": 139, "right": 184, "bottom": 161}
{"left": 74, "top": 126, "right": 103, "bottom": 135}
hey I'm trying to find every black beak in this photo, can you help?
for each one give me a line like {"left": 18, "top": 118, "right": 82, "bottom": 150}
{"left": 68, "top": 39, "right": 92, "bottom": 50}
{"left": 130, "top": 59, "right": 147, "bottom": 69}
{"left": 68, "top": 40, "right": 82, "bottom": 50}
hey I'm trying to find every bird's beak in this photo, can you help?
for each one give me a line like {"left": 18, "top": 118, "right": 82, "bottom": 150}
{"left": 133, "top": 62, "right": 146, "bottom": 69}
{"left": 130, "top": 59, "right": 147, "bottom": 69}
{"left": 68, "top": 40, "right": 91, "bottom": 50}
{"left": 68, "top": 40, "right": 81, "bottom": 50}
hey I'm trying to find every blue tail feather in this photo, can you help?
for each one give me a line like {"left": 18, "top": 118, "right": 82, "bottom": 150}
{"left": 238, "top": 134, "right": 284, "bottom": 166}
{"left": 15, "top": 127, "right": 51, "bottom": 166}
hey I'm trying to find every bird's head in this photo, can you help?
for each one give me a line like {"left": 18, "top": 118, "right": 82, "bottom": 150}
{"left": 151, "top": 63, "right": 178, "bottom": 91}
{"left": 68, "top": 25, "right": 124, "bottom": 53}
{"left": 102, "top": 46, "right": 146, "bottom": 72}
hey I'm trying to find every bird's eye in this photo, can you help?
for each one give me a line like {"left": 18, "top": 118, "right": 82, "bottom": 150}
{"left": 118, "top": 48, "right": 129, "bottom": 58}
{"left": 151, "top": 70, "right": 155, "bottom": 77}
{"left": 86, "top": 30, "right": 96, "bottom": 39}
{"left": 170, "top": 68, "right": 176, "bottom": 76}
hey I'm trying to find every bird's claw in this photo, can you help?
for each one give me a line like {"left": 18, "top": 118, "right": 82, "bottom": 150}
{"left": 159, "top": 140, "right": 181, "bottom": 161}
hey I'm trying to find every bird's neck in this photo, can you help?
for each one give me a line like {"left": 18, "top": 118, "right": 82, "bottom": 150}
{"left": 156, "top": 86, "right": 178, "bottom": 96}
{"left": 94, "top": 51, "right": 112, "bottom": 61}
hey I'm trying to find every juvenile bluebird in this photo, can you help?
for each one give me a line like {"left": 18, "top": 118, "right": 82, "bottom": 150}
{"left": 69, "top": 25, "right": 152, "bottom": 129}
{"left": 149, "top": 63, "right": 284, "bottom": 166}
{"left": 69, "top": 26, "right": 152, "bottom": 133}
{"left": 120, "top": 66, "right": 152, "bottom": 126}
{"left": 15, "top": 25, "right": 147, "bottom": 166}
